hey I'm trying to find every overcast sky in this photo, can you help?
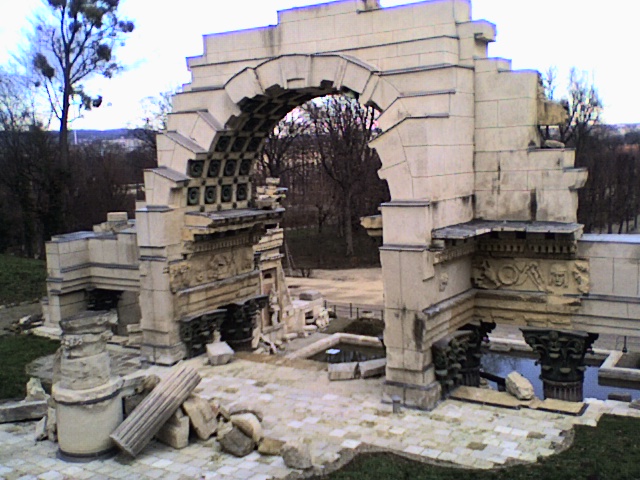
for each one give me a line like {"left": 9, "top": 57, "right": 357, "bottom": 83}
{"left": 0, "top": 0, "right": 637, "bottom": 130}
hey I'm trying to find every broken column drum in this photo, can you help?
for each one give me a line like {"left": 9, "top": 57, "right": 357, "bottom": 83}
{"left": 521, "top": 328, "right": 599, "bottom": 402}
{"left": 110, "top": 364, "right": 201, "bottom": 457}
{"left": 53, "top": 311, "right": 123, "bottom": 459}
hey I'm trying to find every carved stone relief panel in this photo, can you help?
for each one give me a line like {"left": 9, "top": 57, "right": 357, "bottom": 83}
{"left": 169, "top": 247, "right": 254, "bottom": 293}
{"left": 472, "top": 257, "right": 589, "bottom": 295}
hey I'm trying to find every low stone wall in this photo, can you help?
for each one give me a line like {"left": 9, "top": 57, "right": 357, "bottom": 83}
{"left": 285, "top": 333, "right": 382, "bottom": 360}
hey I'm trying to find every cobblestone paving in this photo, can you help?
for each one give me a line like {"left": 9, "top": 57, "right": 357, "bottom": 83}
{"left": 2, "top": 355, "right": 640, "bottom": 480}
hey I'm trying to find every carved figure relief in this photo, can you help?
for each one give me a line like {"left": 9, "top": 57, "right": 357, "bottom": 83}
{"left": 438, "top": 273, "right": 449, "bottom": 292}
{"left": 169, "top": 248, "right": 254, "bottom": 292}
{"left": 549, "top": 263, "right": 568, "bottom": 289}
{"left": 268, "top": 288, "right": 280, "bottom": 325}
{"left": 472, "top": 257, "right": 590, "bottom": 295}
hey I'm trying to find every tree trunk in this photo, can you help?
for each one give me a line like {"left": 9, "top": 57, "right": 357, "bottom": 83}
{"left": 344, "top": 193, "right": 354, "bottom": 257}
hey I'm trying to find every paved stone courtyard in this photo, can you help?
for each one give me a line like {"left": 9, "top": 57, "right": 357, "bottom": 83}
{"left": 2, "top": 353, "right": 640, "bottom": 480}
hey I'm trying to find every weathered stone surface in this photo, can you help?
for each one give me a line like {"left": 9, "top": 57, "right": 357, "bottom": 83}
{"left": 230, "top": 413, "right": 262, "bottom": 443}
{"left": 34, "top": 417, "right": 47, "bottom": 441}
{"left": 156, "top": 409, "right": 189, "bottom": 449}
{"left": 543, "top": 139, "right": 565, "bottom": 149}
{"left": 281, "top": 441, "right": 313, "bottom": 469}
{"left": 608, "top": 392, "right": 632, "bottom": 402}
{"left": 506, "top": 371, "right": 535, "bottom": 400}
{"left": 124, "top": 392, "right": 150, "bottom": 417}
{"left": 219, "top": 426, "right": 255, "bottom": 457}
{"left": 258, "top": 437, "right": 285, "bottom": 456}
{"left": 328, "top": 362, "right": 359, "bottom": 381}
{"left": 182, "top": 395, "right": 218, "bottom": 440}
{"left": 227, "top": 401, "right": 264, "bottom": 422}
{"left": 207, "top": 341, "right": 235, "bottom": 366}
{"left": 26, "top": 378, "right": 48, "bottom": 401}
{"left": 110, "top": 364, "right": 201, "bottom": 457}
{"left": 359, "top": 358, "right": 387, "bottom": 378}
{"left": 0, "top": 400, "right": 47, "bottom": 424}
{"left": 46, "top": 402, "right": 57, "bottom": 441}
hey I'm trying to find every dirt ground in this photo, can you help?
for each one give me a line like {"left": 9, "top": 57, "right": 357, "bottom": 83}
{"left": 286, "top": 268, "right": 383, "bottom": 306}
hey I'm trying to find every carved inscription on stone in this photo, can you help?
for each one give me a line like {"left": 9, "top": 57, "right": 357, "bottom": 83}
{"left": 169, "top": 248, "right": 254, "bottom": 293}
{"left": 472, "top": 258, "right": 589, "bottom": 295}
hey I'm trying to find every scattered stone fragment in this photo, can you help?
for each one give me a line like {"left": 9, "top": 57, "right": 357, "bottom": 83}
{"left": 227, "top": 401, "right": 264, "bottom": 422}
{"left": 543, "top": 139, "right": 565, "bottom": 149}
{"left": 217, "top": 419, "right": 233, "bottom": 438}
{"left": 258, "top": 437, "right": 285, "bottom": 456}
{"left": 0, "top": 400, "right": 48, "bottom": 424}
{"left": 328, "top": 362, "right": 359, "bottom": 381}
{"left": 34, "top": 417, "right": 47, "bottom": 441}
{"left": 359, "top": 358, "right": 386, "bottom": 378}
{"left": 140, "top": 374, "right": 161, "bottom": 393}
{"left": 506, "top": 371, "right": 535, "bottom": 400}
{"left": 182, "top": 395, "right": 218, "bottom": 440}
{"left": 281, "top": 441, "right": 313, "bottom": 469}
{"left": 630, "top": 399, "right": 640, "bottom": 410}
{"left": 26, "top": 377, "right": 48, "bottom": 401}
{"left": 46, "top": 399, "right": 57, "bottom": 441}
{"left": 207, "top": 341, "right": 235, "bottom": 366}
{"left": 230, "top": 413, "right": 262, "bottom": 443}
{"left": 608, "top": 392, "right": 632, "bottom": 402}
{"left": 156, "top": 408, "right": 189, "bottom": 449}
{"left": 303, "top": 325, "right": 318, "bottom": 334}
{"left": 219, "top": 426, "right": 256, "bottom": 457}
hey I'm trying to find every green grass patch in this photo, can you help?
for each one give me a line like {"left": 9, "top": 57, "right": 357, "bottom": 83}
{"left": 0, "top": 254, "right": 47, "bottom": 305}
{"left": 0, "top": 335, "right": 59, "bottom": 400}
{"left": 317, "top": 414, "right": 640, "bottom": 480}
{"left": 285, "top": 226, "right": 381, "bottom": 269}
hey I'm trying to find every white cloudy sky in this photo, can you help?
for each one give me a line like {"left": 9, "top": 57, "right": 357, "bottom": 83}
{"left": 0, "top": 0, "right": 637, "bottom": 130}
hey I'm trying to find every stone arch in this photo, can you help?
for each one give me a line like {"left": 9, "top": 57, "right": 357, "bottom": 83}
{"left": 155, "top": 54, "right": 402, "bottom": 212}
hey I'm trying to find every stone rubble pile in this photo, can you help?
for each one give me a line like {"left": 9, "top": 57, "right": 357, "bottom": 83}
{"left": 6, "top": 314, "right": 44, "bottom": 334}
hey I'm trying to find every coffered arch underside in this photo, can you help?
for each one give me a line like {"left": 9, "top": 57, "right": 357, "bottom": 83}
{"left": 150, "top": 53, "right": 475, "bottom": 215}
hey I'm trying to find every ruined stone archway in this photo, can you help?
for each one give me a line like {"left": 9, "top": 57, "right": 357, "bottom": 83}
{"left": 135, "top": 0, "right": 585, "bottom": 409}
{"left": 48, "top": 0, "right": 609, "bottom": 411}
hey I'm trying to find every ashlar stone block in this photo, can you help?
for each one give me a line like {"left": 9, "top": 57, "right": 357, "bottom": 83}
{"left": 183, "top": 395, "right": 219, "bottom": 440}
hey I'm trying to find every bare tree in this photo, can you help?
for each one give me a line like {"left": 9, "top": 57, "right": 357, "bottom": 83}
{"left": 133, "top": 88, "right": 175, "bottom": 155}
{"left": 259, "top": 115, "right": 310, "bottom": 178}
{"left": 303, "top": 95, "right": 383, "bottom": 256}
{"left": 0, "top": 69, "right": 57, "bottom": 256}
{"left": 541, "top": 67, "right": 602, "bottom": 156}
{"left": 29, "top": 0, "right": 134, "bottom": 168}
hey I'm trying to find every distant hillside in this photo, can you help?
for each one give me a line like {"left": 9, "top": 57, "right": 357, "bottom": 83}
{"left": 70, "top": 128, "right": 139, "bottom": 145}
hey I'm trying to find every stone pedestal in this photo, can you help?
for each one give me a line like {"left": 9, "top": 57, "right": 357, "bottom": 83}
{"left": 521, "top": 328, "right": 598, "bottom": 402}
{"left": 53, "top": 311, "right": 123, "bottom": 459}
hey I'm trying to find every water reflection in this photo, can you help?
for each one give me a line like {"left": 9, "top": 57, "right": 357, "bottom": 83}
{"left": 310, "top": 343, "right": 386, "bottom": 364}
{"left": 481, "top": 351, "right": 639, "bottom": 401}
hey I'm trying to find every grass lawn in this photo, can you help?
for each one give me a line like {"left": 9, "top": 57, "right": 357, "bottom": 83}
{"left": 0, "top": 254, "right": 47, "bottom": 305}
{"left": 0, "top": 335, "right": 59, "bottom": 400}
{"left": 316, "top": 414, "right": 640, "bottom": 480}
